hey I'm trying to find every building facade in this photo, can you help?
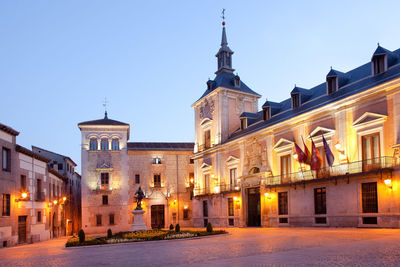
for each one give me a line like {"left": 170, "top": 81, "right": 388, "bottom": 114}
{"left": 78, "top": 114, "right": 194, "bottom": 234}
{"left": 0, "top": 123, "right": 68, "bottom": 247}
{"left": 191, "top": 21, "right": 400, "bottom": 228}
{"left": 32, "top": 146, "right": 82, "bottom": 235}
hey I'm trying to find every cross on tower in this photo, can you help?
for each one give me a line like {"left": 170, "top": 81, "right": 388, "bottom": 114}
{"left": 103, "top": 97, "right": 108, "bottom": 119}
{"left": 221, "top": 8, "right": 226, "bottom": 21}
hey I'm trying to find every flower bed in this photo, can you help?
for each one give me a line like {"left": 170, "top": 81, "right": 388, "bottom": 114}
{"left": 65, "top": 229, "right": 227, "bottom": 247}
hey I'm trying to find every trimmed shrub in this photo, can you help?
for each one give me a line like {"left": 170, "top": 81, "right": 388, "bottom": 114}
{"left": 206, "top": 222, "right": 213, "bottom": 233}
{"left": 107, "top": 229, "right": 112, "bottom": 239}
{"left": 169, "top": 224, "right": 174, "bottom": 230}
{"left": 78, "top": 229, "right": 85, "bottom": 243}
{"left": 175, "top": 224, "right": 180, "bottom": 232}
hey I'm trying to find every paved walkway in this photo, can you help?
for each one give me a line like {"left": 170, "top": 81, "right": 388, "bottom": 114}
{"left": 1, "top": 228, "right": 400, "bottom": 266}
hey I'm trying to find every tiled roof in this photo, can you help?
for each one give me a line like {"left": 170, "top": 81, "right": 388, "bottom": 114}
{"left": 15, "top": 145, "right": 51, "bottom": 163}
{"left": 128, "top": 142, "right": 194, "bottom": 151}
{"left": 228, "top": 46, "right": 400, "bottom": 142}
{"left": 196, "top": 71, "right": 260, "bottom": 102}
{"left": 0, "top": 123, "right": 19, "bottom": 136}
{"left": 78, "top": 113, "right": 129, "bottom": 127}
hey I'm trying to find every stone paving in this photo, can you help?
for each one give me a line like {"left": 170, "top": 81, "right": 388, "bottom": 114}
{"left": 1, "top": 228, "right": 400, "bottom": 266}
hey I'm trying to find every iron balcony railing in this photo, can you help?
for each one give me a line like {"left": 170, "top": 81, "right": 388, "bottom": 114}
{"left": 263, "top": 156, "right": 396, "bottom": 186}
{"left": 194, "top": 183, "right": 240, "bottom": 196}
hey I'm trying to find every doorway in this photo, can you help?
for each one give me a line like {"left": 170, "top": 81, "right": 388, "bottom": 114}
{"left": 247, "top": 187, "right": 261, "bottom": 226}
{"left": 151, "top": 205, "right": 165, "bottom": 229}
{"left": 18, "top": 216, "right": 27, "bottom": 243}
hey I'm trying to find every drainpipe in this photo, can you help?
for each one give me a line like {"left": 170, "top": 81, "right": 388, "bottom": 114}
{"left": 176, "top": 154, "right": 179, "bottom": 223}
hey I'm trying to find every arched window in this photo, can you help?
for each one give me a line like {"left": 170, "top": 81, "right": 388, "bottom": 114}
{"left": 89, "top": 138, "right": 97, "bottom": 151}
{"left": 112, "top": 138, "right": 119, "bottom": 151}
{"left": 101, "top": 138, "right": 109, "bottom": 151}
{"left": 249, "top": 167, "right": 260, "bottom": 174}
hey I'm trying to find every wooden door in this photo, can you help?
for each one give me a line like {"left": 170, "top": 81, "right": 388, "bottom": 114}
{"left": 247, "top": 187, "right": 261, "bottom": 227}
{"left": 18, "top": 216, "right": 27, "bottom": 243}
{"left": 151, "top": 205, "right": 165, "bottom": 229}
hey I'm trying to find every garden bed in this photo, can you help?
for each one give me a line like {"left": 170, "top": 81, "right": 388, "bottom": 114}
{"left": 65, "top": 229, "right": 227, "bottom": 247}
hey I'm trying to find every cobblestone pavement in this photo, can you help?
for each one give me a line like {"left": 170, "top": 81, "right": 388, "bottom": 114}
{"left": 1, "top": 228, "right": 400, "bottom": 266}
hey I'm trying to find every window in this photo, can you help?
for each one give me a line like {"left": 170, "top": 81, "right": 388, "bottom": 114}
{"left": 111, "top": 138, "right": 119, "bottom": 150}
{"left": 53, "top": 184, "right": 55, "bottom": 198}
{"left": 183, "top": 209, "right": 189, "bottom": 220}
{"left": 240, "top": 119, "right": 247, "bottom": 130}
{"left": 152, "top": 157, "right": 161, "bottom": 164}
{"left": 20, "top": 175, "right": 26, "bottom": 191}
{"left": 327, "top": 76, "right": 338, "bottom": 94}
{"left": 362, "top": 182, "right": 378, "bottom": 213}
{"left": 109, "top": 214, "right": 115, "bottom": 225}
{"left": 292, "top": 93, "right": 300, "bottom": 109}
{"left": 189, "top": 158, "right": 194, "bottom": 164}
{"left": 373, "top": 55, "right": 386, "bottom": 75}
{"left": 204, "top": 174, "right": 210, "bottom": 193}
{"left": 96, "top": 214, "right": 102, "bottom": 226}
{"left": 101, "top": 173, "right": 109, "bottom": 186}
{"left": 101, "top": 138, "right": 109, "bottom": 151}
{"left": 135, "top": 174, "right": 140, "bottom": 184}
{"left": 203, "top": 200, "right": 208, "bottom": 217}
{"left": 153, "top": 174, "right": 161, "bottom": 187}
{"left": 204, "top": 130, "right": 211, "bottom": 149}
{"left": 90, "top": 138, "right": 97, "bottom": 151}
{"left": 49, "top": 184, "right": 52, "bottom": 199}
{"left": 37, "top": 211, "right": 42, "bottom": 223}
{"left": 314, "top": 187, "right": 326, "bottom": 215}
{"left": 263, "top": 107, "right": 270, "bottom": 120}
{"left": 2, "top": 194, "right": 10, "bottom": 216}
{"left": 228, "top": 198, "right": 234, "bottom": 216}
{"left": 280, "top": 155, "right": 291, "bottom": 178}
{"left": 278, "top": 192, "right": 288, "bottom": 215}
{"left": 229, "top": 168, "right": 237, "bottom": 187}
{"left": 36, "top": 179, "right": 42, "bottom": 200}
{"left": 2, "top": 147, "right": 11, "bottom": 172}
{"left": 102, "top": 195, "right": 108, "bottom": 205}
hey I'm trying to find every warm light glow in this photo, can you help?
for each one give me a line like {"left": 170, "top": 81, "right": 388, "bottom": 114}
{"left": 384, "top": 179, "right": 392, "bottom": 186}
{"left": 293, "top": 154, "right": 298, "bottom": 159}
{"left": 62, "top": 196, "right": 67, "bottom": 201}
{"left": 335, "top": 142, "right": 342, "bottom": 150}
{"left": 190, "top": 178, "right": 194, "bottom": 183}
{"left": 264, "top": 192, "right": 269, "bottom": 197}
{"left": 184, "top": 205, "right": 188, "bottom": 209}
{"left": 233, "top": 196, "right": 238, "bottom": 201}
{"left": 21, "top": 192, "right": 28, "bottom": 199}
{"left": 211, "top": 174, "right": 215, "bottom": 178}
{"left": 173, "top": 199, "right": 177, "bottom": 203}
{"left": 53, "top": 200, "right": 58, "bottom": 205}
{"left": 214, "top": 186, "right": 220, "bottom": 194}
{"left": 234, "top": 186, "right": 240, "bottom": 190}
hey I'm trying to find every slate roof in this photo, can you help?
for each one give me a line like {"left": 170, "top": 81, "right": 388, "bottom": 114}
{"left": 32, "top": 145, "right": 77, "bottom": 167}
{"left": 128, "top": 142, "right": 194, "bottom": 151}
{"left": 196, "top": 71, "right": 261, "bottom": 102}
{"left": 48, "top": 168, "right": 68, "bottom": 182}
{"left": 15, "top": 145, "right": 51, "bottom": 163}
{"left": 78, "top": 112, "right": 129, "bottom": 127}
{"left": 227, "top": 46, "right": 400, "bottom": 142}
{"left": 0, "top": 123, "right": 19, "bottom": 136}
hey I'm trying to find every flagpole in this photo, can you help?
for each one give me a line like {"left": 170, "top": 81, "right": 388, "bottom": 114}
{"left": 304, "top": 135, "right": 315, "bottom": 179}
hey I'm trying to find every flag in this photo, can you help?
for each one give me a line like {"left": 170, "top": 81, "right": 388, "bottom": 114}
{"left": 302, "top": 136, "right": 311, "bottom": 165}
{"left": 311, "top": 140, "right": 323, "bottom": 170}
{"left": 322, "top": 135, "right": 334, "bottom": 167}
{"left": 295, "top": 143, "right": 307, "bottom": 164}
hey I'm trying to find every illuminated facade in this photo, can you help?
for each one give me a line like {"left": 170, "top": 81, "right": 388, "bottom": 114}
{"left": 78, "top": 113, "right": 194, "bottom": 234}
{"left": 0, "top": 123, "right": 68, "bottom": 247}
{"left": 192, "top": 22, "right": 400, "bottom": 228}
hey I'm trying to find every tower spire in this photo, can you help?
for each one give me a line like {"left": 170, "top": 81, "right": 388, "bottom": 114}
{"left": 215, "top": 9, "right": 234, "bottom": 75}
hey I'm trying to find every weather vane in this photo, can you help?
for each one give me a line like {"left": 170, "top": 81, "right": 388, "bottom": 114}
{"left": 103, "top": 97, "right": 108, "bottom": 117}
{"left": 221, "top": 8, "right": 225, "bottom": 20}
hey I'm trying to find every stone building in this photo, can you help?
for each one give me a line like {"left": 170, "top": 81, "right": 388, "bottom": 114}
{"left": 0, "top": 123, "right": 68, "bottom": 247}
{"left": 191, "top": 21, "right": 400, "bottom": 228}
{"left": 78, "top": 114, "right": 194, "bottom": 234}
{"left": 32, "top": 146, "right": 82, "bottom": 235}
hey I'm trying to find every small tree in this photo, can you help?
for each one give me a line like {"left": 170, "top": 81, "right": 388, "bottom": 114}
{"left": 107, "top": 229, "right": 112, "bottom": 239}
{"left": 169, "top": 224, "right": 174, "bottom": 230}
{"left": 206, "top": 222, "right": 213, "bottom": 233}
{"left": 78, "top": 229, "right": 85, "bottom": 243}
{"left": 175, "top": 224, "right": 180, "bottom": 232}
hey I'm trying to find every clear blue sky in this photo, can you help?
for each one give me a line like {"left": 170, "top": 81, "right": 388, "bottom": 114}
{"left": 1, "top": 0, "right": 400, "bottom": 170}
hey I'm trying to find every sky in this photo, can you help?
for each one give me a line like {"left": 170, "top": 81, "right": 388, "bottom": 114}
{"left": 2, "top": 0, "right": 400, "bottom": 171}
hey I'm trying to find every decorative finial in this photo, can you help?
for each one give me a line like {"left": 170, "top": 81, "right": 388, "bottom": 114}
{"left": 330, "top": 66, "right": 332, "bottom": 70}
{"left": 103, "top": 97, "right": 108, "bottom": 119}
{"left": 221, "top": 8, "right": 226, "bottom": 26}
{"left": 377, "top": 42, "right": 380, "bottom": 47}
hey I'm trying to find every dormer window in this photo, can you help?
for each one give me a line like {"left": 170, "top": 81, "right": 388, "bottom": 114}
{"left": 234, "top": 75, "right": 241, "bottom": 88}
{"left": 292, "top": 93, "right": 300, "bottom": 109}
{"left": 207, "top": 80, "right": 213, "bottom": 90}
{"left": 326, "top": 76, "right": 338, "bottom": 94}
{"left": 263, "top": 107, "right": 271, "bottom": 121}
{"left": 153, "top": 157, "right": 161, "bottom": 164}
{"left": 372, "top": 54, "right": 386, "bottom": 75}
{"left": 240, "top": 118, "right": 247, "bottom": 130}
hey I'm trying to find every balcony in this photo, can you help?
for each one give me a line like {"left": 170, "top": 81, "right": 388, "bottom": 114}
{"left": 263, "top": 156, "right": 396, "bottom": 186}
{"left": 35, "top": 192, "right": 45, "bottom": 202}
{"left": 194, "top": 184, "right": 240, "bottom": 196}
{"left": 92, "top": 185, "right": 113, "bottom": 193}
{"left": 219, "top": 184, "right": 240, "bottom": 193}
